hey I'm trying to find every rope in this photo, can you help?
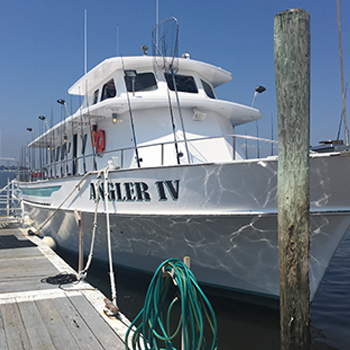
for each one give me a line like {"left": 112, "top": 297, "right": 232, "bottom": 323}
{"left": 103, "top": 166, "right": 118, "bottom": 307}
{"left": 125, "top": 258, "right": 218, "bottom": 350}
{"left": 78, "top": 169, "right": 103, "bottom": 280}
{"left": 34, "top": 170, "right": 95, "bottom": 235}
{"left": 41, "top": 272, "right": 78, "bottom": 286}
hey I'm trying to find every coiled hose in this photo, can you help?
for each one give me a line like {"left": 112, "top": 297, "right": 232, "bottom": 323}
{"left": 125, "top": 258, "right": 217, "bottom": 350}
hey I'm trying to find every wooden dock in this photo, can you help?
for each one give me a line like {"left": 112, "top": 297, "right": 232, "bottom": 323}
{"left": 0, "top": 216, "right": 133, "bottom": 350}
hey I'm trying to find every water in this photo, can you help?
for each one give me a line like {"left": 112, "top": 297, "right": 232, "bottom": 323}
{"left": 54, "top": 230, "right": 350, "bottom": 350}
{"left": 2, "top": 172, "right": 349, "bottom": 349}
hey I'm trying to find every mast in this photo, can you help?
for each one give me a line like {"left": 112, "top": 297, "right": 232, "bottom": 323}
{"left": 337, "top": 0, "right": 349, "bottom": 145}
{"left": 84, "top": 9, "right": 88, "bottom": 75}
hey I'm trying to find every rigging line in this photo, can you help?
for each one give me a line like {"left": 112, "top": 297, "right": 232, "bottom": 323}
{"left": 70, "top": 99, "right": 74, "bottom": 175}
{"left": 60, "top": 105, "right": 64, "bottom": 176}
{"left": 79, "top": 87, "right": 87, "bottom": 173}
{"left": 337, "top": 82, "right": 348, "bottom": 141}
{"left": 84, "top": 79, "right": 97, "bottom": 171}
{"left": 170, "top": 70, "right": 191, "bottom": 163}
{"left": 51, "top": 110, "right": 55, "bottom": 178}
{"left": 165, "top": 81, "right": 181, "bottom": 164}
{"left": 121, "top": 55, "right": 141, "bottom": 168}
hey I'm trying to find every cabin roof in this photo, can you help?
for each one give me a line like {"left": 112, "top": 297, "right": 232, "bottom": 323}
{"left": 68, "top": 56, "right": 232, "bottom": 95}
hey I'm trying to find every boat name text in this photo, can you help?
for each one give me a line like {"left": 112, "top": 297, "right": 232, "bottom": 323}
{"left": 89, "top": 180, "right": 180, "bottom": 202}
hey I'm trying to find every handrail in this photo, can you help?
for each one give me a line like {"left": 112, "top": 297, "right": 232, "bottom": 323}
{"left": 20, "top": 133, "right": 278, "bottom": 181}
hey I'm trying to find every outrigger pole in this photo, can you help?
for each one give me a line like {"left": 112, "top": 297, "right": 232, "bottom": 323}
{"left": 337, "top": 0, "right": 349, "bottom": 145}
{"left": 121, "top": 56, "right": 141, "bottom": 168}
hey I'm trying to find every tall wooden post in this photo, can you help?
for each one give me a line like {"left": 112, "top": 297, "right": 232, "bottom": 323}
{"left": 274, "top": 8, "right": 311, "bottom": 349}
{"left": 78, "top": 212, "right": 84, "bottom": 272}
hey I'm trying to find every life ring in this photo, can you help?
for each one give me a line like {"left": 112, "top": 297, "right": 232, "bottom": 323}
{"left": 95, "top": 129, "right": 105, "bottom": 154}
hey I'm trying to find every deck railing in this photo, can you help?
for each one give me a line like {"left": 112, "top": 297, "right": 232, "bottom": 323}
{"left": 0, "top": 158, "right": 24, "bottom": 226}
{"left": 20, "top": 133, "right": 278, "bottom": 182}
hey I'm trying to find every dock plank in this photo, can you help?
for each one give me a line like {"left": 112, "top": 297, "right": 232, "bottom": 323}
{"left": 67, "top": 294, "right": 125, "bottom": 350}
{"left": 0, "top": 306, "right": 9, "bottom": 350}
{"left": 0, "top": 222, "right": 132, "bottom": 350}
{"left": 0, "top": 277, "right": 59, "bottom": 294}
{"left": 53, "top": 295, "right": 105, "bottom": 350}
{"left": 19, "top": 300, "right": 56, "bottom": 350}
{"left": 0, "top": 301, "right": 32, "bottom": 350}
{"left": 35, "top": 298, "right": 79, "bottom": 350}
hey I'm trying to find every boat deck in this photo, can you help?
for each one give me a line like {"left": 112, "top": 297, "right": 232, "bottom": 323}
{"left": 0, "top": 216, "right": 131, "bottom": 350}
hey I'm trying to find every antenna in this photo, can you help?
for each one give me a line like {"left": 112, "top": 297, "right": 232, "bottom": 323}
{"left": 117, "top": 24, "right": 120, "bottom": 56}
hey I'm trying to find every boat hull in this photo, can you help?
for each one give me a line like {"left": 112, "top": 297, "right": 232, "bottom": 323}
{"left": 21, "top": 153, "right": 350, "bottom": 300}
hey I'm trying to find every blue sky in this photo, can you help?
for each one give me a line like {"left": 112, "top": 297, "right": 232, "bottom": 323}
{"left": 0, "top": 0, "right": 349, "bottom": 160}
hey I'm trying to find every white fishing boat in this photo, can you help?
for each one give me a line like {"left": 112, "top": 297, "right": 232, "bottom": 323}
{"left": 19, "top": 19, "right": 350, "bottom": 301}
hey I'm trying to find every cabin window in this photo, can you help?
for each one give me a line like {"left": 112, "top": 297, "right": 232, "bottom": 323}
{"left": 101, "top": 79, "right": 116, "bottom": 101}
{"left": 124, "top": 71, "right": 157, "bottom": 92}
{"left": 201, "top": 80, "right": 216, "bottom": 99}
{"left": 68, "top": 142, "right": 71, "bottom": 154}
{"left": 164, "top": 73, "right": 198, "bottom": 93}
{"left": 93, "top": 89, "right": 99, "bottom": 104}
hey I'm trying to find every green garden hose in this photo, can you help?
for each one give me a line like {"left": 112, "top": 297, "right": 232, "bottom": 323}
{"left": 125, "top": 258, "right": 218, "bottom": 350}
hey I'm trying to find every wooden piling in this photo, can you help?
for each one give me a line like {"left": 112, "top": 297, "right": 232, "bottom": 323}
{"left": 78, "top": 212, "right": 84, "bottom": 272}
{"left": 274, "top": 8, "right": 311, "bottom": 350}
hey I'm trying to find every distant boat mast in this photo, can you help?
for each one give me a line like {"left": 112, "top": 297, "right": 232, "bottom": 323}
{"left": 84, "top": 8, "right": 87, "bottom": 75}
{"left": 337, "top": 0, "right": 349, "bottom": 145}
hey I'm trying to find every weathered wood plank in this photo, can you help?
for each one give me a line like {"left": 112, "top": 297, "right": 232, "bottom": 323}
{"left": 53, "top": 295, "right": 105, "bottom": 350}
{"left": 0, "top": 307, "right": 9, "bottom": 350}
{"left": 274, "top": 8, "right": 311, "bottom": 350}
{"left": 18, "top": 300, "right": 56, "bottom": 350}
{"left": 0, "top": 302, "right": 32, "bottom": 350}
{"left": 0, "top": 278, "right": 59, "bottom": 294}
{"left": 0, "top": 247, "right": 41, "bottom": 259}
{"left": 0, "top": 257, "right": 58, "bottom": 277}
{"left": 35, "top": 298, "right": 79, "bottom": 350}
{"left": 67, "top": 294, "right": 125, "bottom": 350}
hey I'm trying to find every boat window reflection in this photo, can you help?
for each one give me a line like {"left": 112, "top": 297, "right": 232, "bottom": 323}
{"left": 101, "top": 79, "right": 116, "bottom": 101}
{"left": 124, "top": 72, "right": 157, "bottom": 92}
{"left": 93, "top": 89, "right": 99, "bottom": 104}
{"left": 201, "top": 79, "right": 216, "bottom": 99}
{"left": 164, "top": 73, "right": 198, "bottom": 93}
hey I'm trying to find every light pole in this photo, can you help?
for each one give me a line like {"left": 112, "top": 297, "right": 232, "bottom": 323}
{"left": 39, "top": 115, "right": 49, "bottom": 178}
{"left": 39, "top": 115, "right": 49, "bottom": 130}
{"left": 27, "top": 128, "right": 35, "bottom": 176}
{"left": 251, "top": 86, "right": 266, "bottom": 158}
{"left": 251, "top": 85, "right": 266, "bottom": 108}
{"left": 57, "top": 99, "right": 70, "bottom": 175}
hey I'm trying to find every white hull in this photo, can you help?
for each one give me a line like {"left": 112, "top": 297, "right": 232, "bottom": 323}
{"left": 20, "top": 153, "right": 350, "bottom": 300}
